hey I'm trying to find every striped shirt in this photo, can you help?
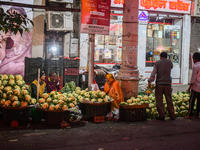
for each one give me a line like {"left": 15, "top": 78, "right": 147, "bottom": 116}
{"left": 190, "top": 61, "right": 200, "bottom": 92}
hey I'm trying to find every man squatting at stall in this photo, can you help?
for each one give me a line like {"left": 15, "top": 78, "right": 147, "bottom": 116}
{"left": 148, "top": 52, "right": 175, "bottom": 121}
{"left": 45, "top": 72, "right": 60, "bottom": 93}
{"left": 31, "top": 71, "right": 47, "bottom": 99}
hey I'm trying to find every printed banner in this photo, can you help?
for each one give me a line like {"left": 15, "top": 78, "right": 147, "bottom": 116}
{"left": 81, "top": 0, "right": 111, "bottom": 35}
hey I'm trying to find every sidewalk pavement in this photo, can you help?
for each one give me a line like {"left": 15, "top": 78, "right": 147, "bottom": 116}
{"left": 0, "top": 118, "right": 200, "bottom": 150}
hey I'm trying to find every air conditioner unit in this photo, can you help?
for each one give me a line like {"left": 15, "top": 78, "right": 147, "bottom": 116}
{"left": 47, "top": 11, "right": 73, "bottom": 31}
{"left": 49, "top": 0, "right": 73, "bottom": 3}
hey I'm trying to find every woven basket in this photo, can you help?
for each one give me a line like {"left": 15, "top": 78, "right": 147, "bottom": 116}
{"left": 0, "top": 106, "right": 30, "bottom": 125}
{"left": 39, "top": 108, "right": 70, "bottom": 126}
{"left": 119, "top": 104, "right": 149, "bottom": 122}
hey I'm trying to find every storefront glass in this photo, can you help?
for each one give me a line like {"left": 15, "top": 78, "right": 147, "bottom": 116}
{"left": 94, "top": 14, "right": 122, "bottom": 64}
{"left": 146, "top": 23, "right": 181, "bottom": 67}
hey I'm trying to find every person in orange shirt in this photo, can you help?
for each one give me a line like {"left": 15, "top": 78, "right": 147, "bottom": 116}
{"left": 104, "top": 74, "right": 124, "bottom": 111}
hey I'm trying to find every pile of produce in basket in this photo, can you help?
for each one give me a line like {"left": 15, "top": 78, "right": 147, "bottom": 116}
{"left": 38, "top": 91, "right": 78, "bottom": 111}
{"left": 120, "top": 91, "right": 191, "bottom": 119}
{"left": 0, "top": 74, "right": 36, "bottom": 107}
{"left": 61, "top": 81, "right": 77, "bottom": 93}
{"left": 72, "top": 89, "right": 113, "bottom": 103}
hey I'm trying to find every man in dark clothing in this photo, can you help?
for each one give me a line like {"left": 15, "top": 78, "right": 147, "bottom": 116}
{"left": 45, "top": 72, "right": 60, "bottom": 93}
{"left": 148, "top": 52, "right": 175, "bottom": 121}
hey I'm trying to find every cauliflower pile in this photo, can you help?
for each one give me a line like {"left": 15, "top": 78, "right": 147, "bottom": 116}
{"left": 73, "top": 88, "right": 112, "bottom": 103}
{"left": 38, "top": 91, "right": 77, "bottom": 111}
{"left": 0, "top": 74, "right": 36, "bottom": 107}
{"left": 120, "top": 91, "right": 191, "bottom": 119}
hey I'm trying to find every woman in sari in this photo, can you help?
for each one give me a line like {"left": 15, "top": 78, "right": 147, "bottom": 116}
{"left": 104, "top": 74, "right": 124, "bottom": 111}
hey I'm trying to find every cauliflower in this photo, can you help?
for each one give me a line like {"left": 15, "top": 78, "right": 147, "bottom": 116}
{"left": 12, "top": 101, "right": 20, "bottom": 107}
{"left": 137, "top": 95, "right": 143, "bottom": 98}
{"left": 69, "top": 103, "right": 75, "bottom": 108}
{"left": 13, "top": 89, "right": 20, "bottom": 96}
{"left": 49, "top": 104, "right": 55, "bottom": 110}
{"left": 0, "top": 99, "right": 6, "bottom": 105}
{"left": 46, "top": 98, "right": 52, "bottom": 103}
{"left": 21, "top": 90, "right": 28, "bottom": 95}
{"left": 0, "top": 85, "right": 4, "bottom": 90}
{"left": 143, "top": 95, "right": 148, "bottom": 101}
{"left": 103, "top": 97, "right": 109, "bottom": 102}
{"left": 3, "top": 74, "right": 8, "bottom": 80}
{"left": 30, "top": 98, "right": 36, "bottom": 105}
{"left": 149, "top": 103, "right": 155, "bottom": 108}
{"left": 2, "top": 93, "right": 7, "bottom": 99}
{"left": 58, "top": 100, "right": 64, "bottom": 105}
{"left": 42, "top": 102, "right": 49, "bottom": 109}
{"left": 55, "top": 104, "right": 61, "bottom": 110}
{"left": 126, "top": 99, "right": 132, "bottom": 103}
{"left": 21, "top": 101, "right": 28, "bottom": 107}
{"left": 52, "top": 99, "right": 58, "bottom": 105}
{"left": 99, "top": 92, "right": 106, "bottom": 98}
{"left": 62, "top": 105, "right": 68, "bottom": 110}
{"left": 39, "top": 98, "right": 45, "bottom": 104}
{"left": 98, "top": 98, "right": 103, "bottom": 103}
{"left": 15, "top": 75, "right": 23, "bottom": 81}
{"left": 91, "top": 99, "right": 96, "bottom": 102}
{"left": 42, "top": 93, "right": 49, "bottom": 99}
{"left": 11, "top": 96, "right": 18, "bottom": 101}
{"left": 25, "top": 95, "right": 31, "bottom": 102}
{"left": 8, "top": 79, "right": 15, "bottom": 86}
{"left": 75, "top": 87, "right": 81, "bottom": 91}
{"left": 5, "top": 100, "right": 11, "bottom": 106}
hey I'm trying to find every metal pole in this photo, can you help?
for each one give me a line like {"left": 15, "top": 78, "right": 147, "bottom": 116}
{"left": 88, "top": 34, "right": 95, "bottom": 90}
{"left": 37, "top": 68, "right": 40, "bottom": 101}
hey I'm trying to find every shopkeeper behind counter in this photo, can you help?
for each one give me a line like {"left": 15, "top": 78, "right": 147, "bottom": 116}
{"left": 31, "top": 71, "right": 47, "bottom": 99}
{"left": 45, "top": 72, "right": 60, "bottom": 93}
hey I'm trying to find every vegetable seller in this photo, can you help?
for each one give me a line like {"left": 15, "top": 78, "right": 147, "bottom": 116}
{"left": 31, "top": 71, "right": 47, "bottom": 99}
{"left": 148, "top": 52, "right": 175, "bottom": 121}
{"left": 104, "top": 74, "right": 124, "bottom": 111}
{"left": 45, "top": 72, "right": 60, "bottom": 93}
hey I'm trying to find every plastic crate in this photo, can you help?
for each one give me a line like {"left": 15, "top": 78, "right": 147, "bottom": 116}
{"left": 63, "top": 75, "right": 79, "bottom": 86}
{"left": 25, "top": 66, "right": 42, "bottom": 76}
{"left": 1, "top": 107, "right": 30, "bottom": 125}
{"left": 25, "top": 57, "right": 43, "bottom": 67}
{"left": 46, "top": 67, "right": 64, "bottom": 76}
{"left": 24, "top": 75, "right": 37, "bottom": 84}
{"left": 46, "top": 58, "right": 63, "bottom": 68}
{"left": 64, "top": 59, "right": 79, "bottom": 68}
{"left": 44, "top": 110, "right": 70, "bottom": 126}
{"left": 64, "top": 68, "right": 79, "bottom": 75}
{"left": 80, "top": 102, "right": 111, "bottom": 118}
{"left": 120, "top": 107, "right": 146, "bottom": 122}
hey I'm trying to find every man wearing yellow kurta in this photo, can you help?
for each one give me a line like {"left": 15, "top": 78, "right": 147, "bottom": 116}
{"left": 104, "top": 74, "right": 124, "bottom": 111}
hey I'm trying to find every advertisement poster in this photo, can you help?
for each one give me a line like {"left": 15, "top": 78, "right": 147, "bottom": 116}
{"left": 0, "top": 5, "right": 32, "bottom": 77}
{"left": 103, "top": 49, "right": 112, "bottom": 59}
{"left": 94, "top": 48, "right": 99, "bottom": 61}
{"left": 117, "top": 48, "right": 122, "bottom": 61}
{"left": 80, "top": 0, "right": 111, "bottom": 35}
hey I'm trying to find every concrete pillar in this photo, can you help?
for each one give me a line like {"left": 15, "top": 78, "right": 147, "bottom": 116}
{"left": 116, "top": 0, "right": 139, "bottom": 100}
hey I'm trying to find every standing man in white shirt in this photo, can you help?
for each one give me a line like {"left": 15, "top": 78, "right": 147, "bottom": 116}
{"left": 186, "top": 52, "right": 200, "bottom": 119}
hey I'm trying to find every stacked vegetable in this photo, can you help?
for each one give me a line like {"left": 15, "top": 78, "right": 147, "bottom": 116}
{"left": 0, "top": 74, "right": 36, "bottom": 107}
{"left": 38, "top": 91, "right": 77, "bottom": 111}
{"left": 72, "top": 89, "right": 112, "bottom": 103}
{"left": 61, "top": 81, "right": 76, "bottom": 93}
{"left": 120, "top": 91, "right": 191, "bottom": 119}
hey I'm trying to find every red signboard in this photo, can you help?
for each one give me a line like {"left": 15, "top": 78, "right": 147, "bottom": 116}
{"left": 80, "top": 0, "right": 111, "bottom": 35}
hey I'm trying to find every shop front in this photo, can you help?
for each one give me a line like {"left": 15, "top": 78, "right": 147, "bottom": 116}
{"left": 79, "top": 0, "right": 191, "bottom": 84}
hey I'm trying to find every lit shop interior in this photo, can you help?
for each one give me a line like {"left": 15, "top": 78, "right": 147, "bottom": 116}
{"left": 94, "top": 11, "right": 182, "bottom": 68}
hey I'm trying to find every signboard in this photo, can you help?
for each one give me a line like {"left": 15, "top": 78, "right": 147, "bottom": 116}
{"left": 111, "top": 0, "right": 191, "bottom": 14}
{"left": 139, "top": 0, "right": 191, "bottom": 14}
{"left": 81, "top": 0, "right": 111, "bottom": 35}
{"left": 138, "top": 11, "right": 148, "bottom": 24}
{"left": 111, "top": 0, "right": 124, "bottom": 7}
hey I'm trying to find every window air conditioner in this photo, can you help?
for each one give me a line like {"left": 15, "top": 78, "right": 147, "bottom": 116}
{"left": 46, "top": 11, "right": 73, "bottom": 31}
